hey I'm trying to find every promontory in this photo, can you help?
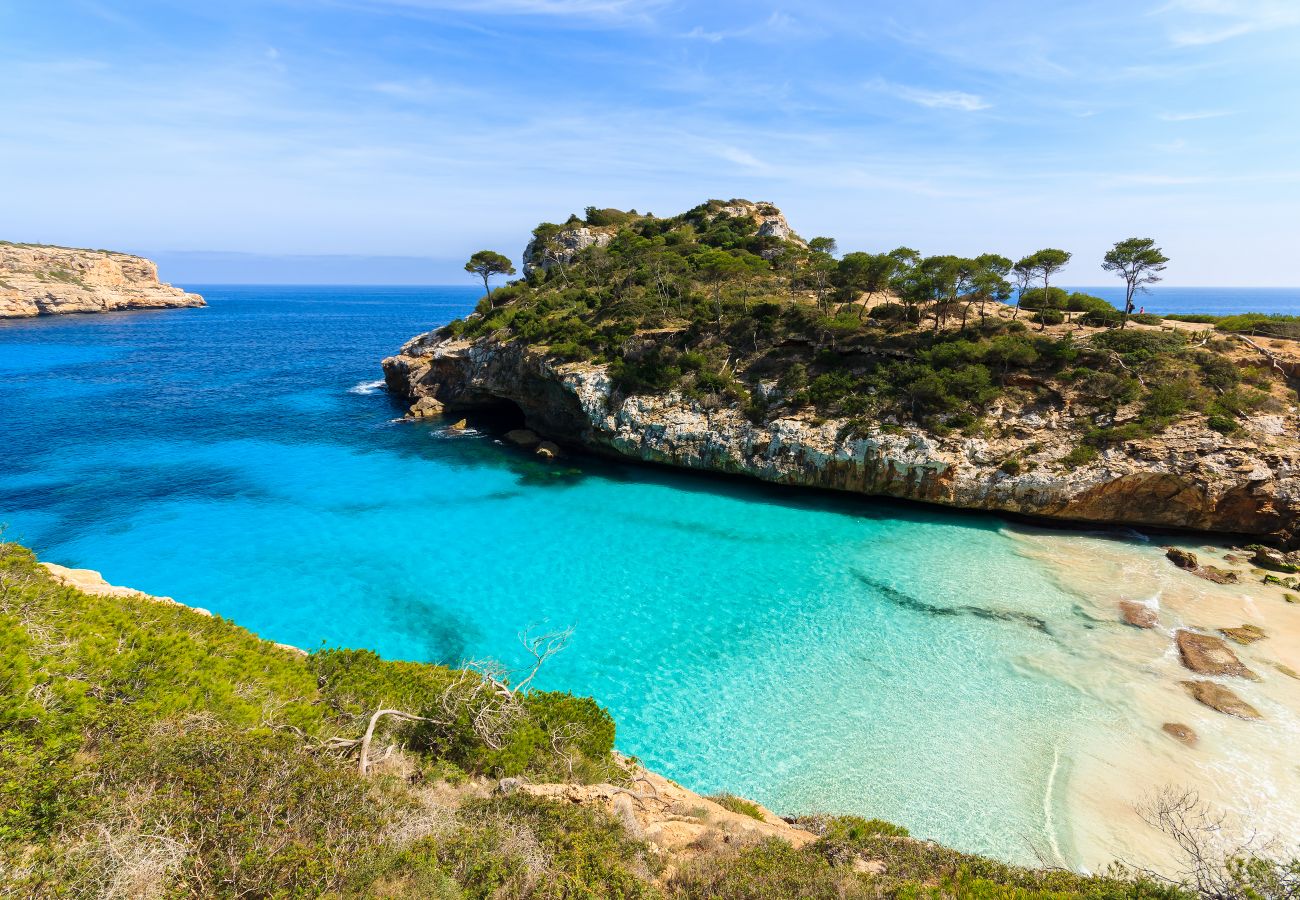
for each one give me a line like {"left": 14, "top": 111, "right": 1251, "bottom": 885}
{"left": 0, "top": 242, "right": 204, "bottom": 317}
{"left": 384, "top": 201, "right": 1300, "bottom": 546}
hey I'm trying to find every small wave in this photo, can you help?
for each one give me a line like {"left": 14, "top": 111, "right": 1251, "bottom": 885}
{"left": 348, "top": 379, "right": 387, "bottom": 396}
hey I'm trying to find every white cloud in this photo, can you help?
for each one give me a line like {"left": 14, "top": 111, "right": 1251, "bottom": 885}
{"left": 681, "top": 11, "right": 811, "bottom": 43}
{"left": 1159, "top": 0, "right": 1300, "bottom": 45}
{"left": 1158, "top": 110, "right": 1230, "bottom": 121}
{"left": 344, "top": 0, "right": 664, "bottom": 21}
{"left": 865, "top": 78, "right": 990, "bottom": 112}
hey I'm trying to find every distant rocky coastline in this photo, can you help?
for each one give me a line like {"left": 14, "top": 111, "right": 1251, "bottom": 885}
{"left": 0, "top": 242, "right": 204, "bottom": 317}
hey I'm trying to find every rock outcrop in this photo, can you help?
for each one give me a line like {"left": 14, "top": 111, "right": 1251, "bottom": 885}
{"left": 1175, "top": 631, "right": 1259, "bottom": 680}
{"left": 382, "top": 334, "right": 1300, "bottom": 543}
{"left": 1181, "top": 680, "right": 1262, "bottom": 719}
{"left": 0, "top": 243, "right": 204, "bottom": 317}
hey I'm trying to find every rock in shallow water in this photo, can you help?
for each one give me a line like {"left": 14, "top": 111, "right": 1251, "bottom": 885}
{"left": 1176, "top": 630, "right": 1259, "bottom": 680}
{"left": 505, "top": 428, "right": 540, "bottom": 447}
{"left": 1119, "top": 601, "right": 1158, "bottom": 629}
{"left": 1181, "top": 680, "right": 1262, "bottom": 719}
{"left": 1161, "top": 722, "right": 1198, "bottom": 746}
{"left": 1219, "top": 624, "right": 1267, "bottom": 645}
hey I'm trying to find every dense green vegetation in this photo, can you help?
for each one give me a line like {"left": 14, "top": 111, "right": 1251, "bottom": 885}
{"left": 1165, "top": 313, "right": 1300, "bottom": 341}
{"left": 449, "top": 202, "right": 1292, "bottom": 449}
{"left": 0, "top": 540, "right": 1230, "bottom": 897}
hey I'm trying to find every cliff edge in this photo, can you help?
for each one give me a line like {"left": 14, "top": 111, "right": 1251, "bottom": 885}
{"left": 0, "top": 242, "right": 204, "bottom": 317}
{"left": 384, "top": 200, "right": 1300, "bottom": 546}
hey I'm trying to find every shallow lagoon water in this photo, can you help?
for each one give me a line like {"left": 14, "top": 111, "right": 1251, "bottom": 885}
{"left": 3, "top": 286, "right": 1297, "bottom": 869}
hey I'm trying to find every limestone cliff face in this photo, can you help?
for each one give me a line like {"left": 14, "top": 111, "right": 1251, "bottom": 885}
{"left": 0, "top": 243, "right": 204, "bottom": 317}
{"left": 385, "top": 332, "right": 1300, "bottom": 545}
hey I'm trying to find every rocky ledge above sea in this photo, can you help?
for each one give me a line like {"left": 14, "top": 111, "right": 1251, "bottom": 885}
{"left": 383, "top": 332, "right": 1300, "bottom": 546}
{"left": 0, "top": 242, "right": 204, "bottom": 317}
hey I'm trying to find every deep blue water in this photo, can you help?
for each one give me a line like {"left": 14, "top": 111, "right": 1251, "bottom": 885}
{"left": 1064, "top": 285, "right": 1300, "bottom": 316}
{"left": 1, "top": 284, "right": 1291, "bottom": 866}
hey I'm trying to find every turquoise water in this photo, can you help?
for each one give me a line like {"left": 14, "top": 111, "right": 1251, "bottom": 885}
{"left": 0, "top": 286, "right": 1238, "bottom": 865}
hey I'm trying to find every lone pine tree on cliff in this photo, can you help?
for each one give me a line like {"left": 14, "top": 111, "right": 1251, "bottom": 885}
{"left": 465, "top": 250, "right": 516, "bottom": 304}
{"left": 1103, "top": 238, "right": 1169, "bottom": 328}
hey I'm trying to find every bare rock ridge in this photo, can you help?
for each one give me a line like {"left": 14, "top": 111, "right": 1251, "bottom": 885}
{"left": 384, "top": 202, "right": 1300, "bottom": 544}
{"left": 0, "top": 242, "right": 204, "bottom": 317}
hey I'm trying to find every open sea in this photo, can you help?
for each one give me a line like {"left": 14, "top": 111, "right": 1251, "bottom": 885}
{"left": 2, "top": 284, "right": 1298, "bottom": 869}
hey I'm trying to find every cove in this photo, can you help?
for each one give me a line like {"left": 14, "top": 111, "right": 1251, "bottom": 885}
{"left": 3, "top": 286, "right": 1297, "bottom": 871}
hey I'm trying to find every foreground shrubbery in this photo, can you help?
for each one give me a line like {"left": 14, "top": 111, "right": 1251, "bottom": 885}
{"left": 2, "top": 540, "right": 1290, "bottom": 897}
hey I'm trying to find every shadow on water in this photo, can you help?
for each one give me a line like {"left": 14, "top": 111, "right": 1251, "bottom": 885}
{"left": 855, "top": 570, "right": 1052, "bottom": 634}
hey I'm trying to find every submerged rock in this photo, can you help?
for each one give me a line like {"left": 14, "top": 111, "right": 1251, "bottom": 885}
{"left": 1181, "top": 680, "right": 1262, "bottom": 719}
{"left": 1161, "top": 723, "right": 1198, "bottom": 746}
{"left": 1175, "top": 631, "right": 1259, "bottom": 680}
{"left": 505, "top": 428, "right": 541, "bottom": 447}
{"left": 1219, "top": 624, "right": 1267, "bottom": 645}
{"left": 1119, "top": 601, "right": 1158, "bottom": 629}
{"left": 1166, "top": 548, "right": 1199, "bottom": 570}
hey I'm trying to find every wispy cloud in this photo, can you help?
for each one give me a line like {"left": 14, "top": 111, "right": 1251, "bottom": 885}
{"left": 345, "top": 0, "right": 664, "bottom": 21}
{"left": 1160, "top": 0, "right": 1300, "bottom": 46}
{"left": 865, "top": 78, "right": 990, "bottom": 111}
{"left": 1158, "top": 110, "right": 1231, "bottom": 121}
{"left": 681, "top": 11, "right": 812, "bottom": 44}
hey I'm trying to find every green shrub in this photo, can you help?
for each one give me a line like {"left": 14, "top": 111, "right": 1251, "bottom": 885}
{"left": 1032, "top": 309, "right": 1065, "bottom": 326}
{"left": 710, "top": 793, "right": 767, "bottom": 820}
{"left": 1060, "top": 445, "right": 1099, "bottom": 469}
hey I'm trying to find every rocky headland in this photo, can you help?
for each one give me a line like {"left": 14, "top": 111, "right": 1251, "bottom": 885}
{"left": 384, "top": 200, "right": 1300, "bottom": 546}
{"left": 0, "top": 242, "right": 204, "bottom": 317}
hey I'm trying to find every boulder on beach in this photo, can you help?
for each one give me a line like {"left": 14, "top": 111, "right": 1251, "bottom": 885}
{"left": 1175, "top": 631, "right": 1258, "bottom": 680}
{"left": 1219, "top": 624, "right": 1267, "bottom": 645}
{"left": 1119, "top": 601, "right": 1158, "bottom": 629}
{"left": 1181, "top": 680, "right": 1262, "bottom": 719}
{"left": 1161, "top": 723, "right": 1198, "bottom": 746}
{"left": 505, "top": 429, "right": 541, "bottom": 447}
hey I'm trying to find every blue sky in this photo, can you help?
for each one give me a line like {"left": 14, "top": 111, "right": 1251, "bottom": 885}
{"left": 2, "top": 0, "right": 1298, "bottom": 284}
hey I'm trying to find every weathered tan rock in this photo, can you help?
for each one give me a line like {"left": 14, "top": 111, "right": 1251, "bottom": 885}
{"left": 1273, "top": 662, "right": 1299, "bottom": 679}
{"left": 1181, "top": 680, "right": 1262, "bottom": 719}
{"left": 1161, "top": 722, "right": 1198, "bottom": 746}
{"left": 505, "top": 428, "right": 540, "bottom": 447}
{"left": 408, "top": 396, "right": 444, "bottom": 418}
{"left": 1175, "top": 631, "right": 1259, "bottom": 680}
{"left": 1219, "top": 624, "right": 1267, "bottom": 645}
{"left": 1166, "top": 548, "right": 1199, "bottom": 570}
{"left": 1119, "top": 601, "right": 1158, "bottom": 629}
{"left": 516, "top": 758, "right": 813, "bottom": 863}
{"left": 0, "top": 244, "right": 204, "bottom": 317}
{"left": 380, "top": 332, "right": 1300, "bottom": 542}
{"left": 450, "top": 418, "right": 468, "bottom": 430}
{"left": 535, "top": 440, "right": 561, "bottom": 460}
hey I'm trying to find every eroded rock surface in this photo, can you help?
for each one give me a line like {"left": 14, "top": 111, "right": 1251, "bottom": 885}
{"left": 382, "top": 335, "right": 1300, "bottom": 541}
{"left": 1119, "top": 601, "right": 1158, "bottom": 629}
{"left": 0, "top": 244, "right": 204, "bottom": 317}
{"left": 1176, "top": 631, "right": 1259, "bottom": 680}
{"left": 1181, "top": 680, "right": 1262, "bottom": 719}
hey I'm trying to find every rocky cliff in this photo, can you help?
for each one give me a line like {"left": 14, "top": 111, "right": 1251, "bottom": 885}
{"left": 0, "top": 242, "right": 204, "bottom": 317}
{"left": 384, "top": 334, "right": 1300, "bottom": 544}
